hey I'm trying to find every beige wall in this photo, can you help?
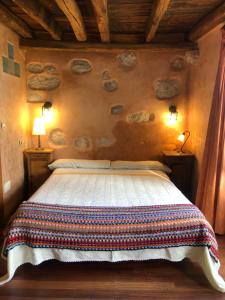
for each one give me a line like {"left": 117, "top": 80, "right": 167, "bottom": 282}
{"left": 0, "top": 23, "right": 29, "bottom": 221}
{"left": 26, "top": 49, "right": 189, "bottom": 161}
{"left": 187, "top": 28, "right": 221, "bottom": 197}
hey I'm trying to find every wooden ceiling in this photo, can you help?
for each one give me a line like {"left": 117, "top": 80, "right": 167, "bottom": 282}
{"left": 0, "top": 0, "right": 225, "bottom": 50}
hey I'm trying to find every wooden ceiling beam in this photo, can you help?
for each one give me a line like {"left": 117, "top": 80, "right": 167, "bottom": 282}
{"left": 0, "top": 3, "right": 32, "bottom": 38}
{"left": 189, "top": 2, "right": 225, "bottom": 41}
{"left": 11, "top": 0, "right": 62, "bottom": 40}
{"left": 90, "top": 0, "right": 110, "bottom": 42}
{"left": 55, "top": 0, "right": 87, "bottom": 41}
{"left": 20, "top": 39, "right": 197, "bottom": 52}
{"left": 146, "top": 0, "right": 171, "bottom": 42}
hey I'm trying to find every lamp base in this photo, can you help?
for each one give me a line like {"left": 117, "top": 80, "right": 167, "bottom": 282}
{"left": 35, "top": 135, "right": 44, "bottom": 150}
{"left": 175, "top": 148, "right": 192, "bottom": 155}
{"left": 177, "top": 149, "right": 186, "bottom": 153}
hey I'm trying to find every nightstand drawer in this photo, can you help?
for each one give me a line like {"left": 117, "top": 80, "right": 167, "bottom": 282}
{"left": 163, "top": 155, "right": 193, "bottom": 165}
{"left": 29, "top": 153, "right": 51, "bottom": 160}
{"left": 24, "top": 149, "right": 54, "bottom": 196}
{"left": 30, "top": 160, "right": 50, "bottom": 176}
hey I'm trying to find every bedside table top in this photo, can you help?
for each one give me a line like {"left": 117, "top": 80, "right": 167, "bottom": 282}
{"left": 162, "top": 150, "right": 194, "bottom": 157}
{"left": 24, "top": 148, "right": 54, "bottom": 154}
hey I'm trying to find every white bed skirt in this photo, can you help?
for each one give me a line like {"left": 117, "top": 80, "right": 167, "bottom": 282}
{"left": 1, "top": 245, "right": 225, "bottom": 292}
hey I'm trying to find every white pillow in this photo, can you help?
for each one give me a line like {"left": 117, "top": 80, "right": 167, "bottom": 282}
{"left": 48, "top": 159, "right": 111, "bottom": 170}
{"left": 110, "top": 160, "right": 171, "bottom": 173}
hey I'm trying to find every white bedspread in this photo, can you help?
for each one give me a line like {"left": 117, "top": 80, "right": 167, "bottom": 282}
{"left": 30, "top": 168, "right": 189, "bottom": 206}
{"left": 1, "top": 168, "right": 225, "bottom": 292}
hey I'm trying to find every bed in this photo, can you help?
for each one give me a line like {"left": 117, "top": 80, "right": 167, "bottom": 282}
{"left": 1, "top": 159, "right": 225, "bottom": 292}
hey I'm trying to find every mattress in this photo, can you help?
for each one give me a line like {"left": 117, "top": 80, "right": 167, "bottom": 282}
{"left": 1, "top": 168, "right": 225, "bottom": 292}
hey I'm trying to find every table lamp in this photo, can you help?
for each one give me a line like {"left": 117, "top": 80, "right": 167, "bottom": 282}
{"left": 177, "top": 130, "right": 190, "bottom": 153}
{"left": 32, "top": 117, "right": 46, "bottom": 149}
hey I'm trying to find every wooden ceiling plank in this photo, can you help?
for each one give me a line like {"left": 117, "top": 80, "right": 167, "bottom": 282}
{"left": 0, "top": 2, "right": 32, "bottom": 38}
{"left": 189, "top": 2, "right": 225, "bottom": 41}
{"left": 146, "top": 0, "right": 171, "bottom": 42}
{"left": 90, "top": 0, "right": 110, "bottom": 42}
{"left": 20, "top": 38, "right": 197, "bottom": 52}
{"left": 55, "top": 0, "right": 87, "bottom": 41}
{"left": 11, "top": 0, "right": 62, "bottom": 40}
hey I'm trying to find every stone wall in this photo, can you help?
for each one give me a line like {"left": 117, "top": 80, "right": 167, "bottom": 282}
{"left": 26, "top": 48, "right": 192, "bottom": 161}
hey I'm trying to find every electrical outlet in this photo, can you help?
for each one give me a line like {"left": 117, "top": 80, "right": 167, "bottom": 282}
{"left": 3, "top": 181, "right": 11, "bottom": 194}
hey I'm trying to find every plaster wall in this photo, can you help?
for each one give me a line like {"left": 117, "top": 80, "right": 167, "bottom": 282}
{"left": 0, "top": 23, "right": 29, "bottom": 220}
{"left": 187, "top": 28, "right": 221, "bottom": 197}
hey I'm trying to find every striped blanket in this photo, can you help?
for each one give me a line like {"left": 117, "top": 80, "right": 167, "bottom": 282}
{"left": 3, "top": 202, "right": 218, "bottom": 262}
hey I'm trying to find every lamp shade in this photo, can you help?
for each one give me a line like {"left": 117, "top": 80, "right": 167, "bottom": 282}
{"left": 32, "top": 117, "right": 46, "bottom": 135}
{"left": 177, "top": 130, "right": 190, "bottom": 153}
{"left": 177, "top": 133, "right": 185, "bottom": 142}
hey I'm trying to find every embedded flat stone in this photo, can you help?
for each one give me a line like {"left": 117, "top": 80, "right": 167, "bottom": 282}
{"left": 27, "top": 92, "right": 46, "bottom": 102}
{"left": 117, "top": 51, "right": 137, "bottom": 70}
{"left": 44, "top": 64, "right": 57, "bottom": 74}
{"left": 74, "top": 136, "right": 92, "bottom": 151}
{"left": 154, "top": 79, "right": 180, "bottom": 100}
{"left": 103, "top": 79, "right": 118, "bottom": 92}
{"left": 102, "top": 70, "right": 111, "bottom": 80}
{"left": 27, "top": 75, "right": 60, "bottom": 90}
{"left": 127, "top": 112, "right": 155, "bottom": 123}
{"left": 49, "top": 129, "right": 66, "bottom": 147}
{"left": 96, "top": 136, "right": 115, "bottom": 147}
{"left": 170, "top": 56, "right": 186, "bottom": 71}
{"left": 27, "top": 63, "right": 44, "bottom": 73}
{"left": 185, "top": 50, "right": 200, "bottom": 65}
{"left": 71, "top": 59, "right": 92, "bottom": 74}
{"left": 111, "top": 105, "right": 124, "bottom": 115}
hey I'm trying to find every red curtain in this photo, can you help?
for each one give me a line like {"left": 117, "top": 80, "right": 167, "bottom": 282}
{"left": 196, "top": 27, "right": 225, "bottom": 234}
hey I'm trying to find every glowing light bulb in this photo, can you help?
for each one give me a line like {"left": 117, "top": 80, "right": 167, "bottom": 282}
{"left": 43, "top": 108, "right": 53, "bottom": 123}
{"left": 42, "top": 101, "right": 53, "bottom": 123}
{"left": 167, "top": 112, "right": 178, "bottom": 126}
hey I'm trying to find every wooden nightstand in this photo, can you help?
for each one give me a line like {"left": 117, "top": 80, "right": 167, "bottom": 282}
{"left": 24, "top": 148, "right": 54, "bottom": 196}
{"left": 162, "top": 150, "right": 195, "bottom": 202}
